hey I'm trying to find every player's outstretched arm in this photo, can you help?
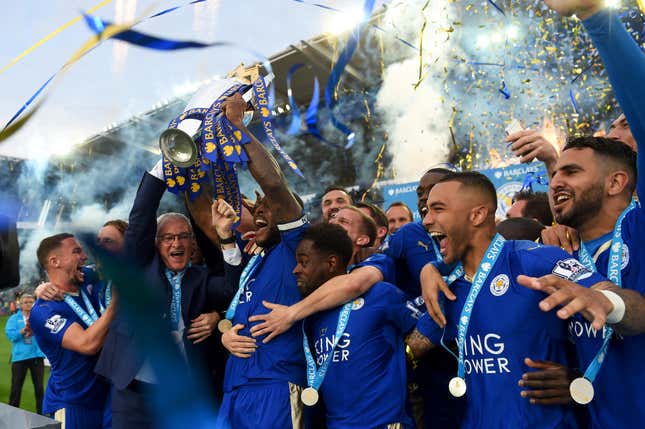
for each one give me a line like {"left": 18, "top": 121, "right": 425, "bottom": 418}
{"left": 519, "top": 274, "right": 645, "bottom": 335}
{"left": 248, "top": 266, "right": 383, "bottom": 343}
{"left": 61, "top": 299, "right": 117, "bottom": 355}
{"left": 222, "top": 94, "right": 301, "bottom": 223}
{"left": 545, "top": 0, "right": 645, "bottom": 195}
{"left": 405, "top": 328, "right": 435, "bottom": 360}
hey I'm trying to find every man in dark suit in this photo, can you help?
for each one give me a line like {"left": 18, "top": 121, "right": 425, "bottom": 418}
{"left": 94, "top": 161, "right": 242, "bottom": 429}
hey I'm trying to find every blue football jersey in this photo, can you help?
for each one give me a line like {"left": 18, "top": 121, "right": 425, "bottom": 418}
{"left": 349, "top": 252, "right": 396, "bottom": 284}
{"left": 381, "top": 221, "right": 442, "bottom": 299}
{"left": 30, "top": 278, "right": 110, "bottom": 414}
{"left": 223, "top": 222, "right": 309, "bottom": 391}
{"left": 306, "top": 282, "right": 416, "bottom": 429}
{"left": 418, "top": 241, "right": 606, "bottom": 429}
{"left": 569, "top": 207, "right": 645, "bottom": 429}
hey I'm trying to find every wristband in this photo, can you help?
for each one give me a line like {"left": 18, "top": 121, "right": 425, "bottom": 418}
{"left": 600, "top": 290, "right": 625, "bottom": 324}
{"left": 219, "top": 235, "right": 236, "bottom": 245}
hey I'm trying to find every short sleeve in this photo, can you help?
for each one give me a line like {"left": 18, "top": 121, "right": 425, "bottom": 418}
{"left": 382, "top": 227, "right": 405, "bottom": 260}
{"left": 30, "top": 303, "right": 75, "bottom": 347}
{"left": 513, "top": 243, "right": 607, "bottom": 288}
{"left": 378, "top": 283, "right": 417, "bottom": 335}
{"left": 352, "top": 253, "right": 396, "bottom": 284}
{"left": 415, "top": 312, "right": 444, "bottom": 346}
{"left": 277, "top": 216, "right": 309, "bottom": 253}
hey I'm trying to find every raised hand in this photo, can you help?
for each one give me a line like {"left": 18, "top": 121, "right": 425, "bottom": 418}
{"left": 506, "top": 129, "right": 559, "bottom": 171}
{"left": 517, "top": 274, "right": 614, "bottom": 330}
{"left": 212, "top": 198, "right": 238, "bottom": 240}
{"left": 221, "top": 93, "right": 248, "bottom": 129}
{"left": 543, "top": 0, "right": 604, "bottom": 19}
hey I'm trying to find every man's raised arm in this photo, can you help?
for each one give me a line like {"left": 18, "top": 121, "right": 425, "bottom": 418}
{"left": 248, "top": 265, "right": 384, "bottom": 343}
{"left": 222, "top": 93, "right": 301, "bottom": 223}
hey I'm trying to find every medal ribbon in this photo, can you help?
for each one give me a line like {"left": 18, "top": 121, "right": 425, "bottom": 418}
{"left": 64, "top": 290, "right": 100, "bottom": 328}
{"left": 576, "top": 200, "right": 636, "bottom": 383}
{"left": 302, "top": 301, "right": 353, "bottom": 391}
{"left": 444, "top": 234, "right": 506, "bottom": 382}
{"left": 164, "top": 267, "right": 189, "bottom": 331}
{"left": 101, "top": 280, "right": 112, "bottom": 313}
{"left": 224, "top": 254, "right": 265, "bottom": 321}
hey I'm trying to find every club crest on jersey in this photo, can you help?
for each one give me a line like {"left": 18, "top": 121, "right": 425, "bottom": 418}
{"left": 45, "top": 314, "right": 66, "bottom": 334}
{"left": 490, "top": 274, "right": 510, "bottom": 296}
{"left": 352, "top": 298, "right": 365, "bottom": 310}
{"left": 552, "top": 258, "right": 593, "bottom": 281}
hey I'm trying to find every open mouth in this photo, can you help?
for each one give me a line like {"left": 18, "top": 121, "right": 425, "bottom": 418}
{"left": 254, "top": 217, "right": 268, "bottom": 230}
{"left": 76, "top": 266, "right": 85, "bottom": 280}
{"left": 430, "top": 231, "right": 448, "bottom": 256}
{"left": 552, "top": 191, "right": 573, "bottom": 209}
{"left": 419, "top": 205, "right": 428, "bottom": 217}
{"left": 169, "top": 249, "right": 185, "bottom": 261}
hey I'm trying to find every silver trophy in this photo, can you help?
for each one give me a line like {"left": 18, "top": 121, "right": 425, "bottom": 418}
{"left": 159, "top": 73, "right": 274, "bottom": 167}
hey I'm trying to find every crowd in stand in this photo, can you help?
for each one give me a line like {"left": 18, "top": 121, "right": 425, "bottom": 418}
{"left": 5, "top": 1, "right": 645, "bottom": 428}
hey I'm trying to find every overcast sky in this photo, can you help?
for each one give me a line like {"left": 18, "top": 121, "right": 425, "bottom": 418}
{"left": 0, "top": 0, "right": 382, "bottom": 159}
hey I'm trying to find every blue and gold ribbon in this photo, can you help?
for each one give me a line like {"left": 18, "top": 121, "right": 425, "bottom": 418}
{"left": 324, "top": 0, "right": 375, "bottom": 149}
{"left": 1, "top": 1, "right": 273, "bottom": 141}
{"left": 498, "top": 79, "right": 511, "bottom": 99}
{"left": 519, "top": 171, "right": 548, "bottom": 194}
{"left": 286, "top": 64, "right": 305, "bottom": 135}
{"left": 286, "top": 63, "right": 326, "bottom": 143}
{"left": 252, "top": 76, "right": 304, "bottom": 177}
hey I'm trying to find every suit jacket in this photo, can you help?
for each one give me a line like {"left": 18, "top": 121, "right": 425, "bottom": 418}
{"left": 95, "top": 172, "right": 241, "bottom": 390}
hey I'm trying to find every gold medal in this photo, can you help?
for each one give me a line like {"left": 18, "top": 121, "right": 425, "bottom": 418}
{"left": 301, "top": 387, "right": 319, "bottom": 406}
{"left": 448, "top": 376, "right": 467, "bottom": 397}
{"left": 217, "top": 319, "right": 233, "bottom": 333}
{"left": 570, "top": 377, "right": 594, "bottom": 405}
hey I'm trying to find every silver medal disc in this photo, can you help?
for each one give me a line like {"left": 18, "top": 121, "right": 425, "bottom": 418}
{"left": 217, "top": 319, "right": 233, "bottom": 333}
{"left": 448, "top": 376, "right": 467, "bottom": 397}
{"left": 301, "top": 387, "right": 319, "bottom": 406}
{"left": 570, "top": 377, "right": 595, "bottom": 405}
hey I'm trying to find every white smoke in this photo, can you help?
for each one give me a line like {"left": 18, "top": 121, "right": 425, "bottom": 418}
{"left": 375, "top": 0, "right": 458, "bottom": 181}
{"left": 376, "top": 58, "right": 452, "bottom": 181}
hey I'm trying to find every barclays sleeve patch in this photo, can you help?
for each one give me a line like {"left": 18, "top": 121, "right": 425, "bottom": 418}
{"left": 45, "top": 314, "right": 67, "bottom": 334}
{"left": 552, "top": 258, "right": 593, "bottom": 282}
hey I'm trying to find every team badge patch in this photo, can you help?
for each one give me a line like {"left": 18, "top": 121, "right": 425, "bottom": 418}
{"left": 352, "top": 298, "right": 364, "bottom": 310}
{"left": 552, "top": 258, "right": 593, "bottom": 281}
{"left": 45, "top": 314, "right": 66, "bottom": 334}
{"left": 490, "top": 274, "right": 510, "bottom": 296}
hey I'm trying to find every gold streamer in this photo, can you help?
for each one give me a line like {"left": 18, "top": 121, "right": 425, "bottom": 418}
{"left": 0, "top": 10, "right": 151, "bottom": 142}
{"left": 413, "top": 0, "right": 431, "bottom": 90}
{"left": 0, "top": 0, "right": 114, "bottom": 75}
{"left": 360, "top": 142, "right": 386, "bottom": 202}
